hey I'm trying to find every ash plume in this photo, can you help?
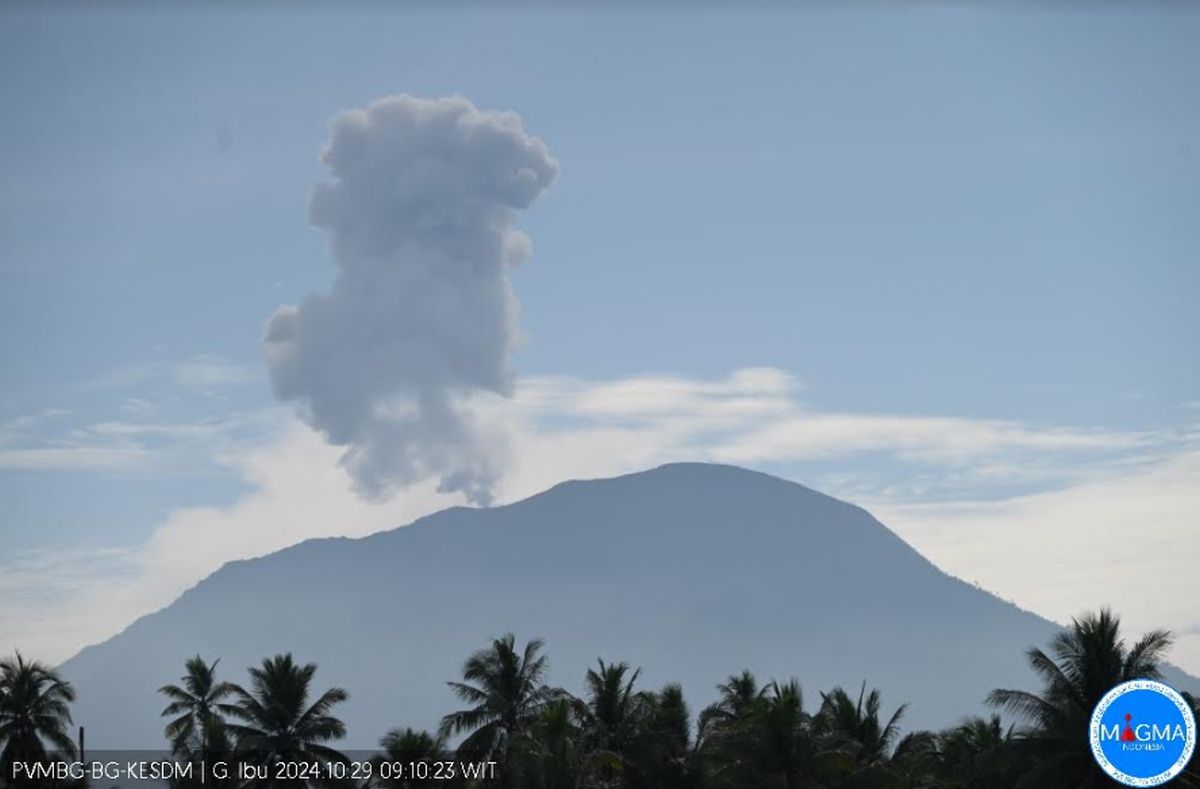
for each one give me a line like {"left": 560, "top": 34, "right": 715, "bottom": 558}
{"left": 263, "top": 95, "right": 557, "bottom": 504}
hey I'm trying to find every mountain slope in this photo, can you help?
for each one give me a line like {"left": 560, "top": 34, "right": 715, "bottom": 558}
{"left": 59, "top": 463, "right": 1198, "bottom": 748}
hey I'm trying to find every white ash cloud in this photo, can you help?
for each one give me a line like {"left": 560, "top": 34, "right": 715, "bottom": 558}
{"left": 263, "top": 95, "right": 557, "bottom": 504}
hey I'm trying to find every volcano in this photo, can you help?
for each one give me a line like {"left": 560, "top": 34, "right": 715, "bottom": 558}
{"left": 58, "top": 463, "right": 1198, "bottom": 748}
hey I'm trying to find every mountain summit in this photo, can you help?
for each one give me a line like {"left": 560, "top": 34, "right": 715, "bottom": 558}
{"left": 58, "top": 463, "right": 1193, "bottom": 748}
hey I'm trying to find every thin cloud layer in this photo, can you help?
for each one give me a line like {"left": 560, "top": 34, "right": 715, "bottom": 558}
{"left": 4, "top": 368, "right": 1197, "bottom": 672}
{"left": 263, "top": 95, "right": 558, "bottom": 504}
{"left": 872, "top": 449, "right": 1200, "bottom": 678}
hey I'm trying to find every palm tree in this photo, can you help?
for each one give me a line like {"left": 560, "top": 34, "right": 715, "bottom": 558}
{"left": 0, "top": 652, "right": 77, "bottom": 774}
{"left": 887, "top": 730, "right": 940, "bottom": 789}
{"left": 159, "top": 655, "right": 238, "bottom": 759}
{"left": 574, "top": 659, "right": 648, "bottom": 787}
{"left": 373, "top": 728, "right": 447, "bottom": 789}
{"left": 811, "top": 682, "right": 919, "bottom": 789}
{"left": 697, "top": 671, "right": 766, "bottom": 746}
{"left": 814, "top": 683, "right": 908, "bottom": 770}
{"left": 579, "top": 660, "right": 645, "bottom": 751}
{"left": 522, "top": 699, "right": 584, "bottom": 789}
{"left": 633, "top": 684, "right": 696, "bottom": 789}
{"left": 439, "top": 634, "right": 565, "bottom": 782}
{"left": 748, "top": 680, "right": 822, "bottom": 789}
{"left": 987, "top": 608, "right": 1192, "bottom": 788}
{"left": 697, "top": 678, "right": 823, "bottom": 789}
{"left": 226, "top": 653, "right": 349, "bottom": 785}
{"left": 641, "top": 684, "right": 690, "bottom": 755}
{"left": 696, "top": 671, "right": 768, "bottom": 788}
{"left": 927, "top": 715, "right": 1017, "bottom": 789}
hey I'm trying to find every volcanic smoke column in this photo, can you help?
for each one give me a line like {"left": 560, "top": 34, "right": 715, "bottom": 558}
{"left": 263, "top": 95, "right": 558, "bottom": 504}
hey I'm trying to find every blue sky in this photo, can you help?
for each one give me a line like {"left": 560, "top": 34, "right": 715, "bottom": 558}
{"left": 1, "top": 5, "right": 1198, "bottom": 667}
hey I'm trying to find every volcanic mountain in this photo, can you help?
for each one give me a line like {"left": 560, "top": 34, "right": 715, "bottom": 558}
{"left": 58, "top": 463, "right": 1198, "bottom": 748}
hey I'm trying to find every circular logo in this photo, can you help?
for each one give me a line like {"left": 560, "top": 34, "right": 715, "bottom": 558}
{"left": 1090, "top": 679, "right": 1196, "bottom": 787}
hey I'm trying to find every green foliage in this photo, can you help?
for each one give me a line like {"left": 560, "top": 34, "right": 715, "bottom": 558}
{"left": 372, "top": 728, "right": 450, "bottom": 789}
{"left": 158, "top": 655, "right": 239, "bottom": 761}
{"left": 0, "top": 652, "right": 79, "bottom": 787}
{"left": 987, "top": 608, "right": 1198, "bottom": 789}
{"left": 6, "top": 609, "right": 1200, "bottom": 789}
{"left": 438, "top": 634, "right": 567, "bottom": 787}
{"left": 225, "top": 653, "right": 350, "bottom": 787}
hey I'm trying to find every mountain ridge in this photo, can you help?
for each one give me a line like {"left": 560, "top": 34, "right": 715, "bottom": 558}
{"left": 59, "top": 462, "right": 1199, "bottom": 749}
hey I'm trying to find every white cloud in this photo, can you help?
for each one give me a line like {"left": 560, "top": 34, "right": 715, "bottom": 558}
{"left": 0, "top": 408, "right": 72, "bottom": 443}
{"left": 0, "top": 427, "right": 458, "bottom": 663}
{"left": 0, "top": 394, "right": 283, "bottom": 476}
{"left": 0, "top": 355, "right": 259, "bottom": 476}
{"left": 2, "top": 368, "right": 1196, "bottom": 677}
{"left": 714, "top": 414, "right": 1151, "bottom": 465}
{"left": 870, "top": 449, "right": 1200, "bottom": 677}
{"left": 562, "top": 368, "right": 797, "bottom": 420}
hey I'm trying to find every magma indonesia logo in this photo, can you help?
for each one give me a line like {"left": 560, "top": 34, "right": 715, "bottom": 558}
{"left": 1090, "top": 679, "right": 1197, "bottom": 787}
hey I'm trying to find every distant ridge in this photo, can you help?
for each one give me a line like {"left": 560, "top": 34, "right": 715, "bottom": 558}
{"left": 60, "top": 463, "right": 1199, "bottom": 748}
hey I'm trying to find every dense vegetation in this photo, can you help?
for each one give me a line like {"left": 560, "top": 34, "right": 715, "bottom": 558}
{"left": 1, "top": 610, "right": 1197, "bottom": 788}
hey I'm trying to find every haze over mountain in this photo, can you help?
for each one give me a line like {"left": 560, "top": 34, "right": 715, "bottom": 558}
{"left": 59, "top": 463, "right": 1199, "bottom": 749}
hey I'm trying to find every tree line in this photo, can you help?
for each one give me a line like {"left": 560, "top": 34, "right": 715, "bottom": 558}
{"left": 1, "top": 609, "right": 1197, "bottom": 788}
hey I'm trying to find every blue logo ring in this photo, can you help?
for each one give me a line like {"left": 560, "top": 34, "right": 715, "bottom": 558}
{"left": 1089, "top": 679, "right": 1196, "bottom": 787}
